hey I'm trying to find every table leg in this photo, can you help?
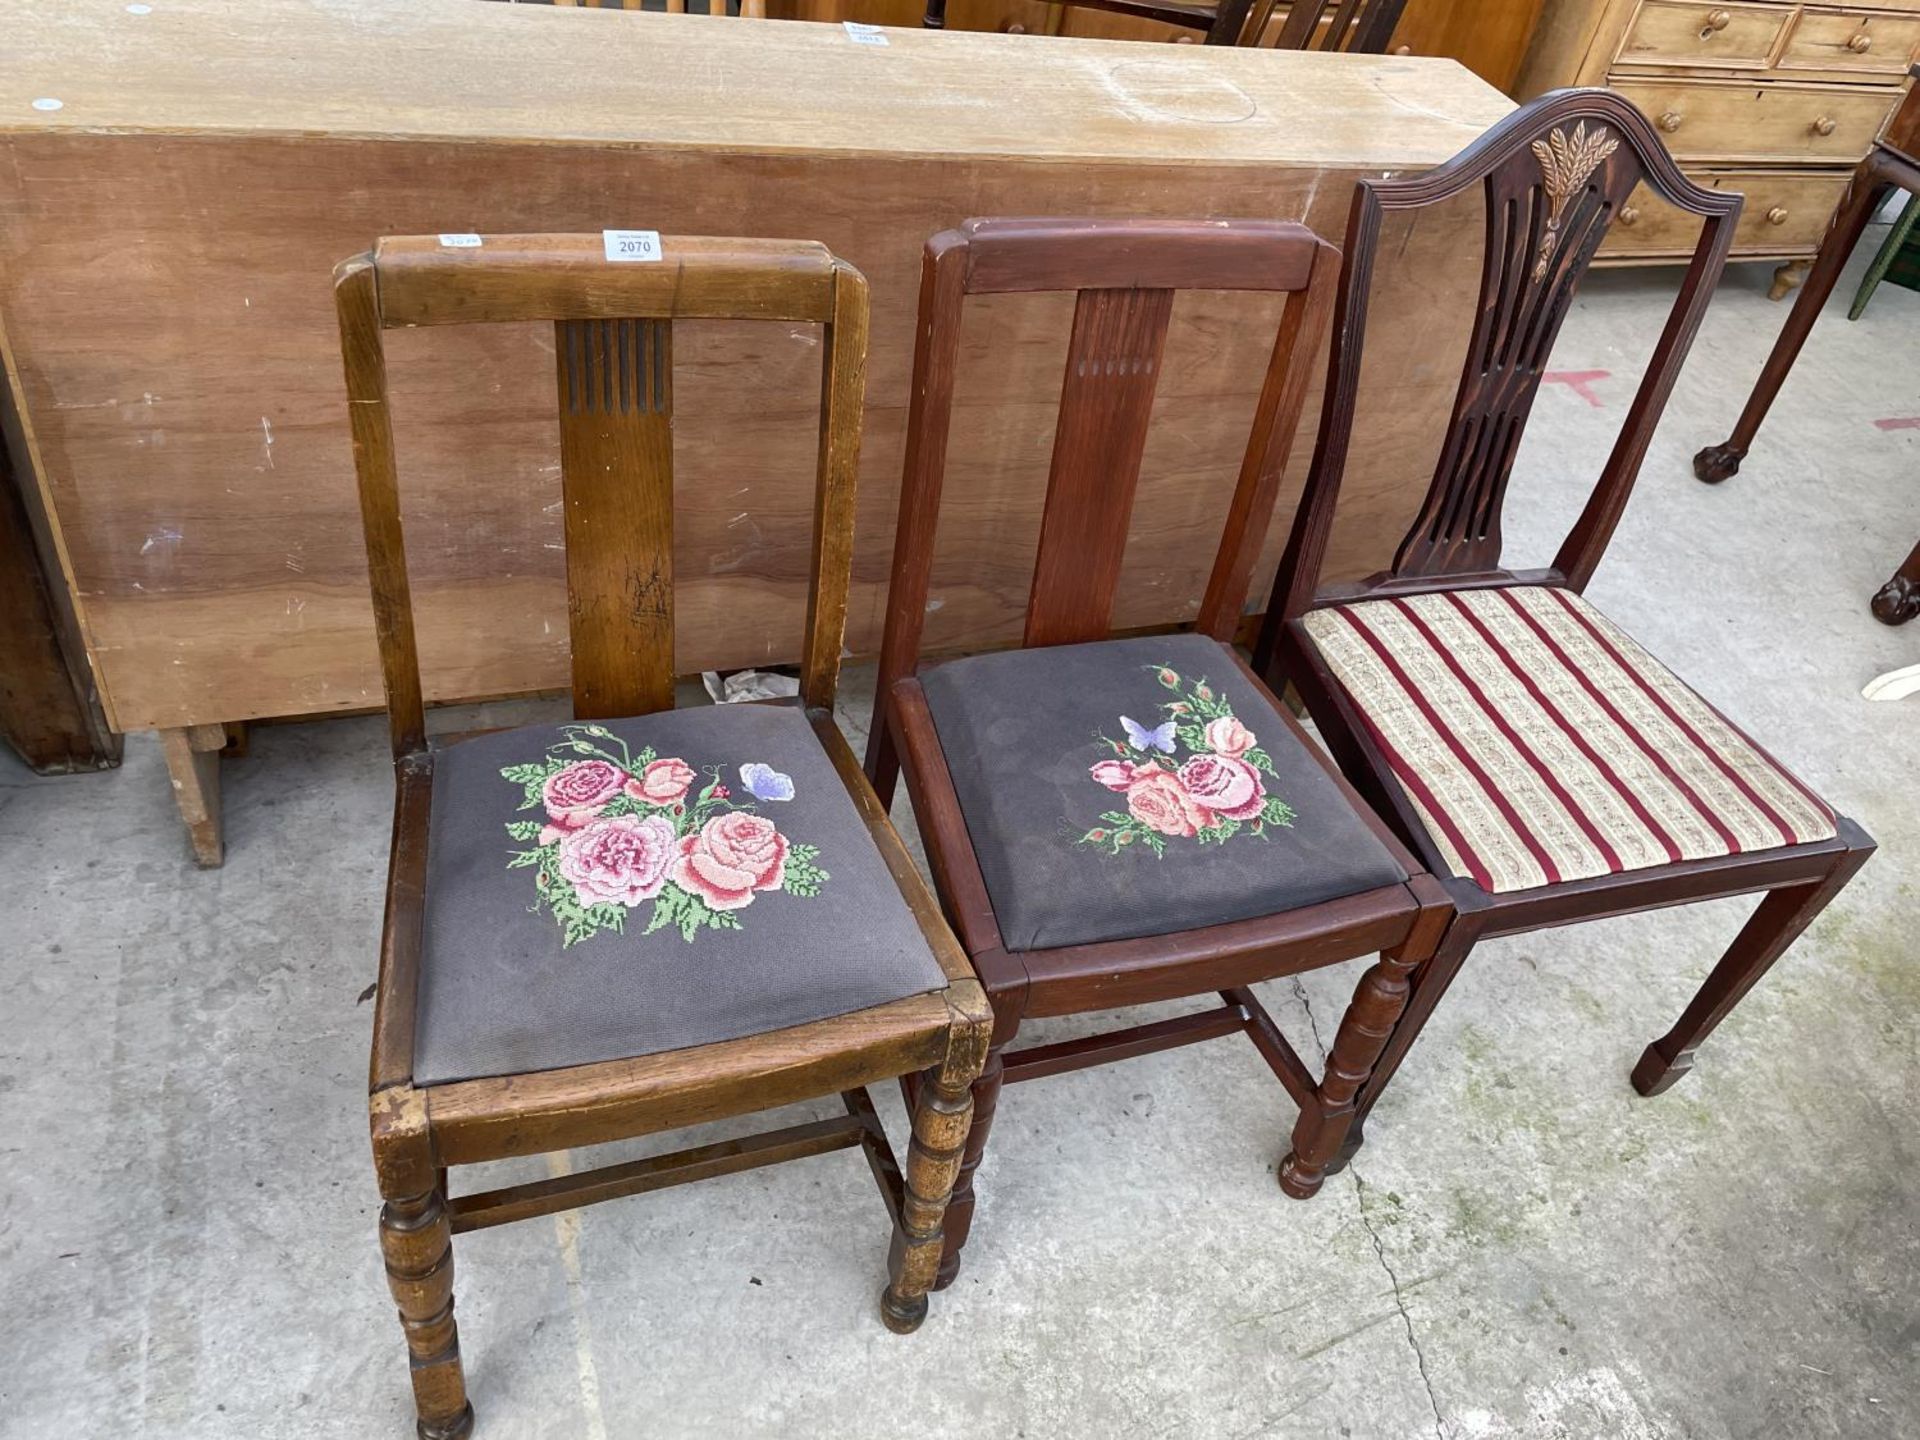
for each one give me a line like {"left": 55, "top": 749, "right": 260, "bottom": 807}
{"left": 158, "top": 722, "right": 228, "bottom": 867}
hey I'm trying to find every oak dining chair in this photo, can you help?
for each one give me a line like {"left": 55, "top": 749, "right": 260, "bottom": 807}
{"left": 1255, "top": 90, "right": 1875, "bottom": 1179}
{"left": 336, "top": 234, "right": 988, "bottom": 1439}
{"left": 864, "top": 217, "right": 1453, "bottom": 1288}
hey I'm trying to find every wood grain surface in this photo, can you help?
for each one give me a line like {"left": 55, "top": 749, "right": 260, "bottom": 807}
{"left": 0, "top": 0, "right": 1512, "bottom": 732}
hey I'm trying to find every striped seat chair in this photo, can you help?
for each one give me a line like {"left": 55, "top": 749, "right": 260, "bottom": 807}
{"left": 1255, "top": 90, "right": 1874, "bottom": 1178}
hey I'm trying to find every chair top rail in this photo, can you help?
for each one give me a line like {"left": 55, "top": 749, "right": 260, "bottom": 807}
{"left": 368, "top": 233, "right": 838, "bottom": 328}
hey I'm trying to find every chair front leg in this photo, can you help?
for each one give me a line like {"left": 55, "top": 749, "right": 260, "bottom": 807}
{"left": 1280, "top": 948, "right": 1421, "bottom": 1198}
{"left": 1634, "top": 834, "right": 1873, "bottom": 1096}
{"left": 379, "top": 1181, "right": 473, "bottom": 1440}
{"left": 934, "top": 1045, "right": 1006, "bottom": 1290}
{"left": 881, "top": 1067, "right": 976, "bottom": 1333}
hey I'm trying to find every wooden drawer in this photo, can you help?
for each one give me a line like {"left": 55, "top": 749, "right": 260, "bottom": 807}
{"left": 1610, "top": 77, "right": 1893, "bottom": 161}
{"left": 1777, "top": 6, "right": 1920, "bottom": 77}
{"left": 1603, "top": 168, "right": 1853, "bottom": 256}
{"left": 1616, "top": 2, "right": 1790, "bottom": 70}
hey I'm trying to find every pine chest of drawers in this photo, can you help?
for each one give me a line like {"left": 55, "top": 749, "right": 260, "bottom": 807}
{"left": 1518, "top": 0, "right": 1920, "bottom": 293}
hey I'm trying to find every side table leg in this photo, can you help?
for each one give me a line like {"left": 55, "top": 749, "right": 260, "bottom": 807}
{"left": 158, "top": 722, "right": 228, "bottom": 867}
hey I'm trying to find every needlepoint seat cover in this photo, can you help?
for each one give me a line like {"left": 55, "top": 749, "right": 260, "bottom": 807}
{"left": 413, "top": 703, "right": 948, "bottom": 1087}
{"left": 1302, "top": 586, "right": 1839, "bottom": 896}
{"left": 916, "top": 633, "right": 1408, "bottom": 953}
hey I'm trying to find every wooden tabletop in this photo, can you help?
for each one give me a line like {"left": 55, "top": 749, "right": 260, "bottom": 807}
{"left": 0, "top": 0, "right": 1510, "bottom": 166}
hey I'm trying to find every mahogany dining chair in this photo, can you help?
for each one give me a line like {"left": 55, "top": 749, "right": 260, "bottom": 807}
{"left": 1256, "top": 90, "right": 1875, "bottom": 1178}
{"left": 865, "top": 217, "right": 1453, "bottom": 1288}
{"left": 336, "top": 234, "right": 988, "bottom": 1438}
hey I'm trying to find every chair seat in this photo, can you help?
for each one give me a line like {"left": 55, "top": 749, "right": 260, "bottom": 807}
{"left": 413, "top": 703, "right": 948, "bottom": 1087}
{"left": 916, "top": 633, "right": 1408, "bottom": 953}
{"left": 1302, "top": 586, "right": 1839, "bottom": 896}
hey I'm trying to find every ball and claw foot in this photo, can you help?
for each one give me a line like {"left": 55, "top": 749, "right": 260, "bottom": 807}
{"left": 1693, "top": 444, "right": 1744, "bottom": 484}
{"left": 1631, "top": 1042, "right": 1694, "bottom": 1097}
{"left": 1871, "top": 575, "right": 1920, "bottom": 626}
{"left": 418, "top": 1403, "right": 475, "bottom": 1440}
{"left": 880, "top": 1285, "right": 929, "bottom": 1335}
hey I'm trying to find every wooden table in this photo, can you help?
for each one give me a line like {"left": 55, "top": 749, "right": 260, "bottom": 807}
{"left": 0, "top": 0, "right": 1511, "bottom": 863}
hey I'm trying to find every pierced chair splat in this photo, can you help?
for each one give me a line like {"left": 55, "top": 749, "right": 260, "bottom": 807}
{"left": 864, "top": 216, "right": 1455, "bottom": 1289}
{"left": 1256, "top": 89, "right": 1875, "bottom": 1177}
{"left": 338, "top": 233, "right": 990, "bottom": 1439}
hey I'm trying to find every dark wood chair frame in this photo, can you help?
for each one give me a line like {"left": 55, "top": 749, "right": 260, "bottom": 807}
{"left": 1254, "top": 89, "right": 1876, "bottom": 1179}
{"left": 336, "top": 234, "right": 991, "bottom": 1440}
{"left": 863, "top": 217, "right": 1453, "bottom": 1288}
{"left": 1694, "top": 64, "right": 1920, "bottom": 628}
{"left": 922, "top": 0, "right": 1410, "bottom": 53}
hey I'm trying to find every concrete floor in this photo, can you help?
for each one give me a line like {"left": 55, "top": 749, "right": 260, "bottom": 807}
{"left": 2, "top": 244, "right": 1916, "bottom": 1440}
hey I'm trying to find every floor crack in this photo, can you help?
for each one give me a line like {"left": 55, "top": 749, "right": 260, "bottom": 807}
{"left": 1289, "top": 979, "right": 1449, "bottom": 1440}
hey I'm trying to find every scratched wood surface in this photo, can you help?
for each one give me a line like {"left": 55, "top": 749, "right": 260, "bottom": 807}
{"left": 0, "top": 0, "right": 1510, "bottom": 732}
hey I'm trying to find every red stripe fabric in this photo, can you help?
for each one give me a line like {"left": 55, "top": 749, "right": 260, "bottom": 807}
{"left": 1493, "top": 588, "right": 1741, "bottom": 856}
{"left": 1302, "top": 585, "right": 1838, "bottom": 895}
{"left": 1390, "top": 596, "right": 1624, "bottom": 875}
{"left": 1540, "top": 587, "right": 1799, "bottom": 848}
{"left": 1341, "top": 603, "right": 1561, "bottom": 886}
{"left": 1440, "top": 591, "right": 1673, "bottom": 865}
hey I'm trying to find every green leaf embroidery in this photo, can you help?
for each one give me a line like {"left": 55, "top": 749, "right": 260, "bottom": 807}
{"left": 505, "top": 820, "right": 543, "bottom": 841}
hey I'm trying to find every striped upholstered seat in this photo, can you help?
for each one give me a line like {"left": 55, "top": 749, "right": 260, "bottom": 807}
{"left": 1302, "top": 586, "right": 1837, "bottom": 895}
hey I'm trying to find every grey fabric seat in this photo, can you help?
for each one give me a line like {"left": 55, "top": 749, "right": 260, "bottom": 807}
{"left": 917, "top": 633, "right": 1408, "bottom": 953}
{"left": 413, "top": 703, "right": 948, "bottom": 1087}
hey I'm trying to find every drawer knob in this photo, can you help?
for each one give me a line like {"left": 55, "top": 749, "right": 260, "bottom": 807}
{"left": 1619, "top": 204, "right": 1641, "bottom": 227}
{"left": 1704, "top": 8, "right": 1731, "bottom": 31}
{"left": 1767, "top": 206, "right": 1789, "bottom": 226}
{"left": 1004, "top": 20, "right": 1026, "bottom": 31}
{"left": 1848, "top": 31, "right": 1873, "bottom": 53}
{"left": 1812, "top": 115, "right": 1837, "bottom": 136}
{"left": 1659, "top": 110, "right": 1685, "bottom": 132}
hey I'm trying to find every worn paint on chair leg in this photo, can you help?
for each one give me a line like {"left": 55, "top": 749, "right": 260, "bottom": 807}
{"left": 934, "top": 1047, "right": 1004, "bottom": 1290}
{"left": 881, "top": 1071, "right": 974, "bottom": 1333}
{"left": 380, "top": 1184, "right": 473, "bottom": 1440}
{"left": 1281, "top": 948, "right": 1420, "bottom": 1198}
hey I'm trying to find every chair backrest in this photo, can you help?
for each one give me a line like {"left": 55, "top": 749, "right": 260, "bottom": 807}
{"left": 1263, "top": 0, "right": 1411, "bottom": 51}
{"left": 334, "top": 234, "right": 868, "bottom": 760}
{"left": 868, "top": 217, "right": 1337, "bottom": 780}
{"left": 1266, "top": 88, "right": 1740, "bottom": 630}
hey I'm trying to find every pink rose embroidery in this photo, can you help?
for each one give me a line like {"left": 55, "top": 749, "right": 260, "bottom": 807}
{"left": 626, "top": 756, "right": 696, "bottom": 808}
{"left": 1204, "top": 715, "right": 1255, "bottom": 759}
{"left": 556, "top": 813, "right": 676, "bottom": 908}
{"left": 1125, "top": 767, "right": 1209, "bottom": 838}
{"left": 1078, "top": 664, "right": 1294, "bottom": 854}
{"left": 503, "top": 728, "right": 829, "bottom": 945}
{"left": 671, "top": 812, "right": 790, "bottom": 912}
{"left": 542, "top": 759, "right": 628, "bottom": 831}
{"left": 1177, "top": 753, "right": 1266, "bottom": 820}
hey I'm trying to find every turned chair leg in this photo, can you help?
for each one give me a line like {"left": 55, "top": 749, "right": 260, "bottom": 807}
{"left": 1318, "top": 917, "right": 1480, "bottom": 1180}
{"left": 1634, "top": 841, "right": 1872, "bottom": 1097}
{"left": 1280, "top": 948, "right": 1421, "bottom": 1198}
{"left": 933, "top": 1046, "right": 1005, "bottom": 1290}
{"left": 379, "top": 1183, "right": 473, "bottom": 1440}
{"left": 1695, "top": 172, "right": 1891, "bottom": 483}
{"left": 881, "top": 1068, "right": 975, "bottom": 1334}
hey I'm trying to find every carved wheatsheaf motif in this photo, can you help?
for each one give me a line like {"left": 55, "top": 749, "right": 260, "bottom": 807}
{"left": 1529, "top": 122, "right": 1620, "bottom": 283}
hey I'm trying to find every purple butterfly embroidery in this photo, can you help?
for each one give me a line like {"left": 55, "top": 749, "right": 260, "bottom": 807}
{"left": 739, "top": 762, "right": 795, "bottom": 802}
{"left": 1120, "top": 716, "right": 1177, "bottom": 754}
